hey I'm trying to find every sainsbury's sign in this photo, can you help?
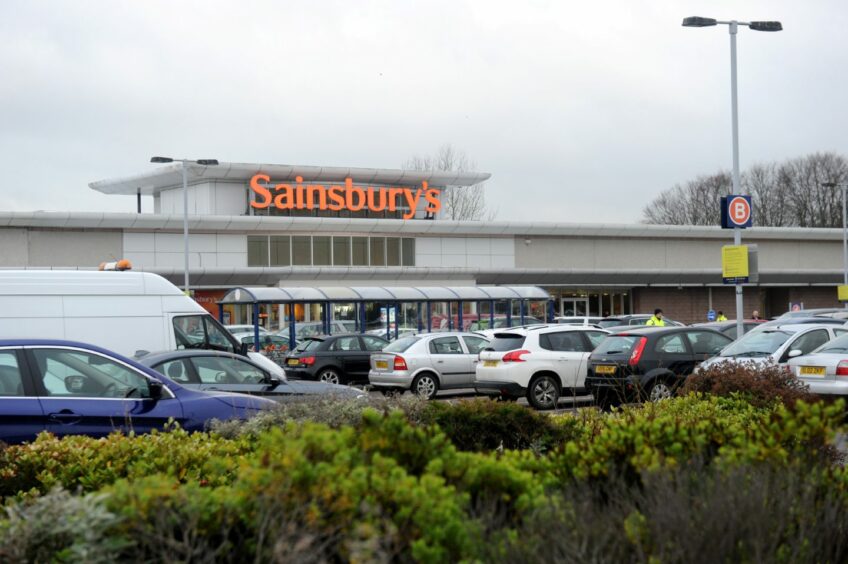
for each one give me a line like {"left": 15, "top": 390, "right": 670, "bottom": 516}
{"left": 249, "top": 174, "right": 441, "bottom": 220}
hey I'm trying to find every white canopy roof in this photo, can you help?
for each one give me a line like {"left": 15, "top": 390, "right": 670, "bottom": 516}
{"left": 219, "top": 285, "right": 550, "bottom": 304}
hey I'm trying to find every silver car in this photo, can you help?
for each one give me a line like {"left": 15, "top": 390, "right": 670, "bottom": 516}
{"left": 787, "top": 333, "right": 848, "bottom": 397}
{"left": 369, "top": 332, "right": 490, "bottom": 399}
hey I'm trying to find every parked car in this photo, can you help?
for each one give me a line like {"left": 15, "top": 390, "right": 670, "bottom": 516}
{"left": 284, "top": 333, "right": 389, "bottom": 384}
{"left": 747, "top": 316, "right": 847, "bottom": 333}
{"left": 554, "top": 316, "right": 604, "bottom": 327}
{"left": 225, "top": 325, "right": 270, "bottom": 335}
{"left": 597, "top": 314, "right": 684, "bottom": 329}
{"left": 690, "top": 320, "right": 765, "bottom": 340}
{"left": 137, "top": 350, "right": 363, "bottom": 400}
{"left": 467, "top": 316, "right": 545, "bottom": 333}
{"left": 230, "top": 332, "right": 291, "bottom": 352}
{"left": 369, "top": 332, "right": 490, "bottom": 399}
{"left": 776, "top": 308, "right": 846, "bottom": 320}
{"left": 276, "top": 321, "right": 352, "bottom": 342}
{"left": 473, "top": 322, "right": 551, "bottom": 340}
{"left": 0, "top": 339, "right": 276, "bottom": 444}
{"left": 787, "top": 333, "right": 848, "bottom": 398}
{"left": 475, "top": 326, "right": 610, "bottom": 409}
{"left": 585, "top": 327, "right": 733, "bottom": 406}
{"left": 699, "top": 324, "right": 848, "bottom": 370}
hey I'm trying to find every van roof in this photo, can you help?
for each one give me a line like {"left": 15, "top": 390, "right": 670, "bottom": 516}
{"left": 0, "top": 270, "right": 183, "bottom": 296}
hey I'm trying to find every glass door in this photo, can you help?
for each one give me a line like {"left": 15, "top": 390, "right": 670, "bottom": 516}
{"left": 560, "top": 298, "right": 589, "bottom": 317}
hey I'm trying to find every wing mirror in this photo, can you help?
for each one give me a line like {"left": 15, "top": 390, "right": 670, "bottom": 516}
{"left": 268, "top": 376, "right": 282, "bottom": 389}
{"left": 239, "top": 342, "right": 250, "bottom": 356}
{"left": 148, "top": 380, "right": 164, "bottom": 400}
{"left": 787, "top": 349, "right": 803, "bottom": 359}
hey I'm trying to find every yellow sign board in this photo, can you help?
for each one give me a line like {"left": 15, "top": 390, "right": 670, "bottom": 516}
{"left": 838, "top": 285, "right": 848, "bottom": 302}
{"left": 722, "top": 245, "right": 749, "bottom": 283}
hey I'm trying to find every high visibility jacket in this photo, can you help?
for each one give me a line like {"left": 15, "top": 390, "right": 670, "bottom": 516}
{"left": 717, "top": 314, "right": 728, "bottom": 321}
{"left": 646, "top": 315, "right": 665, "bottom": 326}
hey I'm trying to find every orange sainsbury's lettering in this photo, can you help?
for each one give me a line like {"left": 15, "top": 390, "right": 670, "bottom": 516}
{"left": 250, "top": 174, "right": 272, "bottom": 209}
{"left": 327, "top": 186, "right": 345, "bottom": 211}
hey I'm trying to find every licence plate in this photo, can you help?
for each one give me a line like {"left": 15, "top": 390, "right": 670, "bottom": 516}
{"left": 286, "top": 359, "right": 299, "bottom": 366}
{"left": 595, "top": 365, "right": 617, "bottom": 375}
{"left": 800, "top": 366, "right": 825, "bottom": 376}
{"left": 375, "top": 360, "right": 388, "bottom": 369}
{"left": 483, "top": 360, "right": 498, "bottom": 367}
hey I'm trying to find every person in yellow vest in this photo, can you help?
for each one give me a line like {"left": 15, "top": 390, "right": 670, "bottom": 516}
{"left": 646, "top": 309, "right": 665, "bottom": 326}
{"left": 716, "top": 311, "right": 728, "bottom": 322}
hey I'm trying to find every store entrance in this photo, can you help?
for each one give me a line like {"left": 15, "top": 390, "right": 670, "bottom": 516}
{"left": 561, "top": 298, "right": 590, "bottom": 317}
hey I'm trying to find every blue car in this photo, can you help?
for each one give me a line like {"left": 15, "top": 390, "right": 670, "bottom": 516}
{"left": 0, "top": 339, "right": 277, "bottom": 444}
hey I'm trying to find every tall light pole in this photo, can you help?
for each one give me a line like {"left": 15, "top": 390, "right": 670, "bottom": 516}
{"left": 150, "top": 157, "right": 219, "bottom": 294}
{"left": 682, "top": 16, "right": 782, "bottom": 337}
{"left": 822, "top": 181, "right": 848, "bottom": 308}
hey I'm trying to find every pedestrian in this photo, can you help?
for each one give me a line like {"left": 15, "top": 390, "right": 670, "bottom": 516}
{"left": 752, "top": 310, "right": 761, "bottom": 321}
{"left": 646, "top": 308, "right": 665, "bottom": 326}
{"left": 716, "top": 310, "right": 728, "bottom": 322}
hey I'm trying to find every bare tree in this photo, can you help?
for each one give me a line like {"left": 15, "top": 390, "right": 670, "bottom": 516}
{"left": 404, "top": 144, "right": 495, "bottom": 220}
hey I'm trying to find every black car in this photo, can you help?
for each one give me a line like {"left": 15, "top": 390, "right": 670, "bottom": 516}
{"left": 137, "top": 350, "right": 363, "bottom": 400}
{"left": 585, "top": 327, "right": 732, "bottom": 406}
{"left": 284, "top": 333, "right": 390, "bottom": 384}
{"left": 690, "top": 320, "right": 764, "bottom": 340}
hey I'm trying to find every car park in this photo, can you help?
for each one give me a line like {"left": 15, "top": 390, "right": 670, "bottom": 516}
{"left": 284, "top": 333, "right": 389, "bottom": 384}
{"left": 585, "top": 327, "right": 732, "bottom": 406}
{"left": 368, "top": 332, "right": 490, "bottom": 399}
{"left": 137, "top": 350, "right": 363, "bottom": 400}
{"left": 787, "top": 333, "right": 848, "bottom": 398}
{"left": 690, "top": 320, "right": 765, "bottom": 340}
{"left": 0, "top": 339, "right": 276, "bottom": 444}
{"left": 475, "top": 326, "right": 610, "bottom": 409}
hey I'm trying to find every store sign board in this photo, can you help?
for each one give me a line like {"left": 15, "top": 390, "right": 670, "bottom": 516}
{"left": 249, "top": 174, "right": 442, "bottom": 220}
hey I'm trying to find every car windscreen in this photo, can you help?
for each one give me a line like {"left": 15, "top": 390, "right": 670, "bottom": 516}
{"left": 815, "top": 333, "right": 848, "bottom": 354}
{"left": 592, "top": 335, "right": 640, "bottom": 356}
{"left": 720, "top": 330, "right": 792, "bottom": 358}
{"left": 294, "top": 338, "right": 323, "bottom": 352}
{"left": 597, "top": 319, "right": 624, "bottom": 329}
{"left": 487, "top": 334, "right": 526, "bottom": 351}
{"left": 384, "top": 337, "right": 420, "bottom": 353}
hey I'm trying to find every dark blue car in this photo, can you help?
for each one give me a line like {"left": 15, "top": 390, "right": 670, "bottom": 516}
{"left": 0, "top": 339, "right": 276, "bottom": 444}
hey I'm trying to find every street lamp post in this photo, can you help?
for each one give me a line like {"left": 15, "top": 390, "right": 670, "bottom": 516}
{"left": 822, "top": 181, "right": 848, "bottom": 308}
{"left": 149, "top": 157, "right": 219, "bottom": 294}
{"left": 682, "top": 16, "right": 782, "bottom": 337}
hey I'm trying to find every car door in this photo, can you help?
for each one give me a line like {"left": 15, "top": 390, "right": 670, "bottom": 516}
{"left": 28, "top": 346, "right": 184, "bottom": 439}
{"left": 653, "top": 333, "right": 696, "bottom": 376}
{"left": 684, "top": 331, "right": 733, "bottom": 364}
{"left": 461, "top": 335, "right": 489, "bottom": 386}
{"left": 539, "top": 331, "right": 588, "bottom": 390}
{"left": 0, "top": 348, "right": 46, "bottom": 443}
{"left": 780, "top": 329, "right": 831, "bottom": 363}
{"left": 428, "top": 336, "right": 470, "bottom": 389}
{"left": 328, "top": 336, "right": 367, "bottom": 379}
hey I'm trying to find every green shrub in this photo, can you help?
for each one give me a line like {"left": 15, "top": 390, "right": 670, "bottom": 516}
{"left": 681, "top": 361, "right": 816, "bottom": 409}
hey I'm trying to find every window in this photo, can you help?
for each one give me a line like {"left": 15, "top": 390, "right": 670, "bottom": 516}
{"left": 585, "top": 331, "right": 608, "bottom": 349}
{"left": 0, "top": 351, "right": 24, "bottom": 396}
{"left": 312, "top": 236, "right": 331, "bottom": 265}
{"left": 32, "top": 348, "right": 153, "bottom": 398}
{"left": 385, "top": 337, "right": 420, "bottom": 353}
{"left": 292, "top": 236, "right": 311, "bottom": 265}
{"left": 156, "top": 359, "right": 194, "bottom": 384}
{"left": 330, "top": 336, "right": 362, "bottom": 351}
{"left": 190, "top": 356, "right": 267, "bottom": 384}
{"left": 401, "top": 238, "right": 415, "bottom": 266}
{"left": 370, "top": 237, "right": 386, "bottom": 266}
{"left": 173, "top": 315, "right": 236, "bottom": 353}
{"left": 656, "top": 334, "right": 688, "bottom": 354}
{"left": 386, "top": 238, "right": 401, "bottom": 266}
{"left": 333, "top": 237, "right": 351, "bottom": 266}
{"left": 463, "top": 336, "right": 489, "bottom": 354}
{"left": 788, "top": 330, "right": 830, "bottom": 357}
{"left": 540, "top": 332, "right": 587, "bottom": 352}
{"left": 352, "top": 237, "right": 369, "bottom": 266}
{"left": 429, "top": 337, "right": 463, "bottom": 354}
{"left": 685, "top": 331, "right": 731, "bottom": 355}
{"left": 361, "top": 335, "right": 388, "bottom": 351}
{"left": 488, "top": 334, "right": 526, "bottom": 352}
{"left": 247, "top": 236, "right": 269, "bottom": 267}
{"left": 270, "top": 236, "right": 291, "bottom": 266}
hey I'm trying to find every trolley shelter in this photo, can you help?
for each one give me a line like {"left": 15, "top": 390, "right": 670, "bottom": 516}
{"left": 217, "top": 285, "right": 552, "bottom": 351}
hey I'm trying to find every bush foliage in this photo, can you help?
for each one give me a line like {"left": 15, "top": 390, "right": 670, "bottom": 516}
{"left": 682, "top": 361, "right": 817, "bottom": 409}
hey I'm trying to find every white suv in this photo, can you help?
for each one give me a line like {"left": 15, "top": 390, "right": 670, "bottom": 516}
{"left": 474, "top": 326, "right": 609, "bottom": 409}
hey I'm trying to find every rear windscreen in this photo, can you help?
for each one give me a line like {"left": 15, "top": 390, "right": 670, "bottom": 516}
{"left": 384, "top": 337, "right": 420, "bottom": 353}
{"left": 488, "top": 334, "right": 527, "bottom": 351}
{"left": 295, "top": 339, "right": 322, "bottom": 352}
{"left": 593, "top": 335, "right": 640, "bottom": 356}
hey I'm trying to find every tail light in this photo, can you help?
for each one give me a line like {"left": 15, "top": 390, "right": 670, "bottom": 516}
{"left": 836, "top": 361, "right": 848, "bottom": 377}
{"left": 300, "top": 356, "right": 316, "bottom": 366}
{"left": 503, "top": 349, "right": 530, "bottom": 362}
{"left": 393, "top": 356, "right": 408, "bottom": 371}
{"left": 629, "top": 337, "right": 648, "bottom": 366}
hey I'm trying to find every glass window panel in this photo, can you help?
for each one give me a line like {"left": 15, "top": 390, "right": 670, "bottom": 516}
{"left": 401, "top": 238, "right": 415, "bottom": 266}
{"left": 313, "top": 236, "right": 331, "bottom": 266}
{"left": 292, "top": 236, "right": 311, "bottom": 266}
{"left": 352, "top": 237, "right": 368, "bottom": 266}
{"left": 386, "top": 238, "right": 400, "bottom": 266}
{"left": 370, "top": 237, "right": 386, "bottom": 266}
{"left": 32, "top": 349, "right": 152, "bottom": 398}
{"left": 270, "top": 236, "right": 290, "bottom": 266}
{"left": 0, "top": 351, "right": 24, "bottom": 396}
{"left": 333, "top": 237, "right": 351, "bottom": 266}
{"left": 247, "top": 236, "right": 268, "bottom": 267}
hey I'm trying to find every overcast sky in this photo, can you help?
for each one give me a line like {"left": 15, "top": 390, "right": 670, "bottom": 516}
{"left": 2, "top": 0, "right": 847, "bottom": 223}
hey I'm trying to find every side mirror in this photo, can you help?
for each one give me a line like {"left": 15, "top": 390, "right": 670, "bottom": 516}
{"left": 239, "top": 342, "right": 249, "bottom": 356}
{"left": 788, "top": 349, "right": 803, "bottom": 358}
{"left": 148, "top": 380, "right": 164, "bottom": 400}
{"left": 268, "top": 376, "right": 282, "bottom": 389}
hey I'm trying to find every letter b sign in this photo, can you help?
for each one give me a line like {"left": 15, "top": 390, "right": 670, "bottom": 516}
{"left": 720, "top": 195, "right": 752, "bottom": 229}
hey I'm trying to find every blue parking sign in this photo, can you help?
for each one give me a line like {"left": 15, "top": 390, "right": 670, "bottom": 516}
{"left": 707, "top": 309, "right": 716, "bottom": 322}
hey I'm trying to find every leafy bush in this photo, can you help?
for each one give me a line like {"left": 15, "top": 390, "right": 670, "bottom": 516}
{"left": 681, "top": 361, "right": 816, "bottom": 408}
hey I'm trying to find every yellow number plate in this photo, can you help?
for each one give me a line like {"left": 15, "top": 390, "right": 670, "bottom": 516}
{"left": 483, "top": 360, "right": 498, "bottom": 367}
{"left": 800, "top": 366, "right": 825, "bottom": 376}
{"left": 286, "top": 358, "right": 299, "bottom": 366}
{"left": 375, "top": 360, "right": 388, "bottom": 369}
{"left": 595, "top": 365, "right": 617, "bottom": 375}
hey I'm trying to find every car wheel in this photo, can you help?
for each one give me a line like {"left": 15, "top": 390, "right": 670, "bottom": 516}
{"left": 647, "top": 380, "right": 673, "bottom": 402}
{"left": 318, "top": 369, "right": 342, "bottom": 385}
{"left": 528, "top": 375, "right": 560, "bottom": 410}
{"left": 412, "top": 373, "right": 439, "bottom": 400}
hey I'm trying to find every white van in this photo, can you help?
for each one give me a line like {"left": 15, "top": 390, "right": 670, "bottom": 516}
{"left": 0, "top": 270, "right": 282, "bottom": 375}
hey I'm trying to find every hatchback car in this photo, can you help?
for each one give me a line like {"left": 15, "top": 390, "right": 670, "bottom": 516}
{"left": 475, "top": 326, "right": 610, "bottom": 409}
{"left": 369, "top": 332, "right": 490, "bottom": 399}
{"left": 585, "top": 327, "right": 732, "bottom": 406}
{"left": 138, "top": 350, "right": 363, "bottom": 400}
{"left": 786, "top": 333, "right": 848, "bottom": 398}
{"left": 0, "top": 339, "right": 276, "bottom": 444}
{"left": 284, "top": 333, "right": 389, "bottom": 384}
